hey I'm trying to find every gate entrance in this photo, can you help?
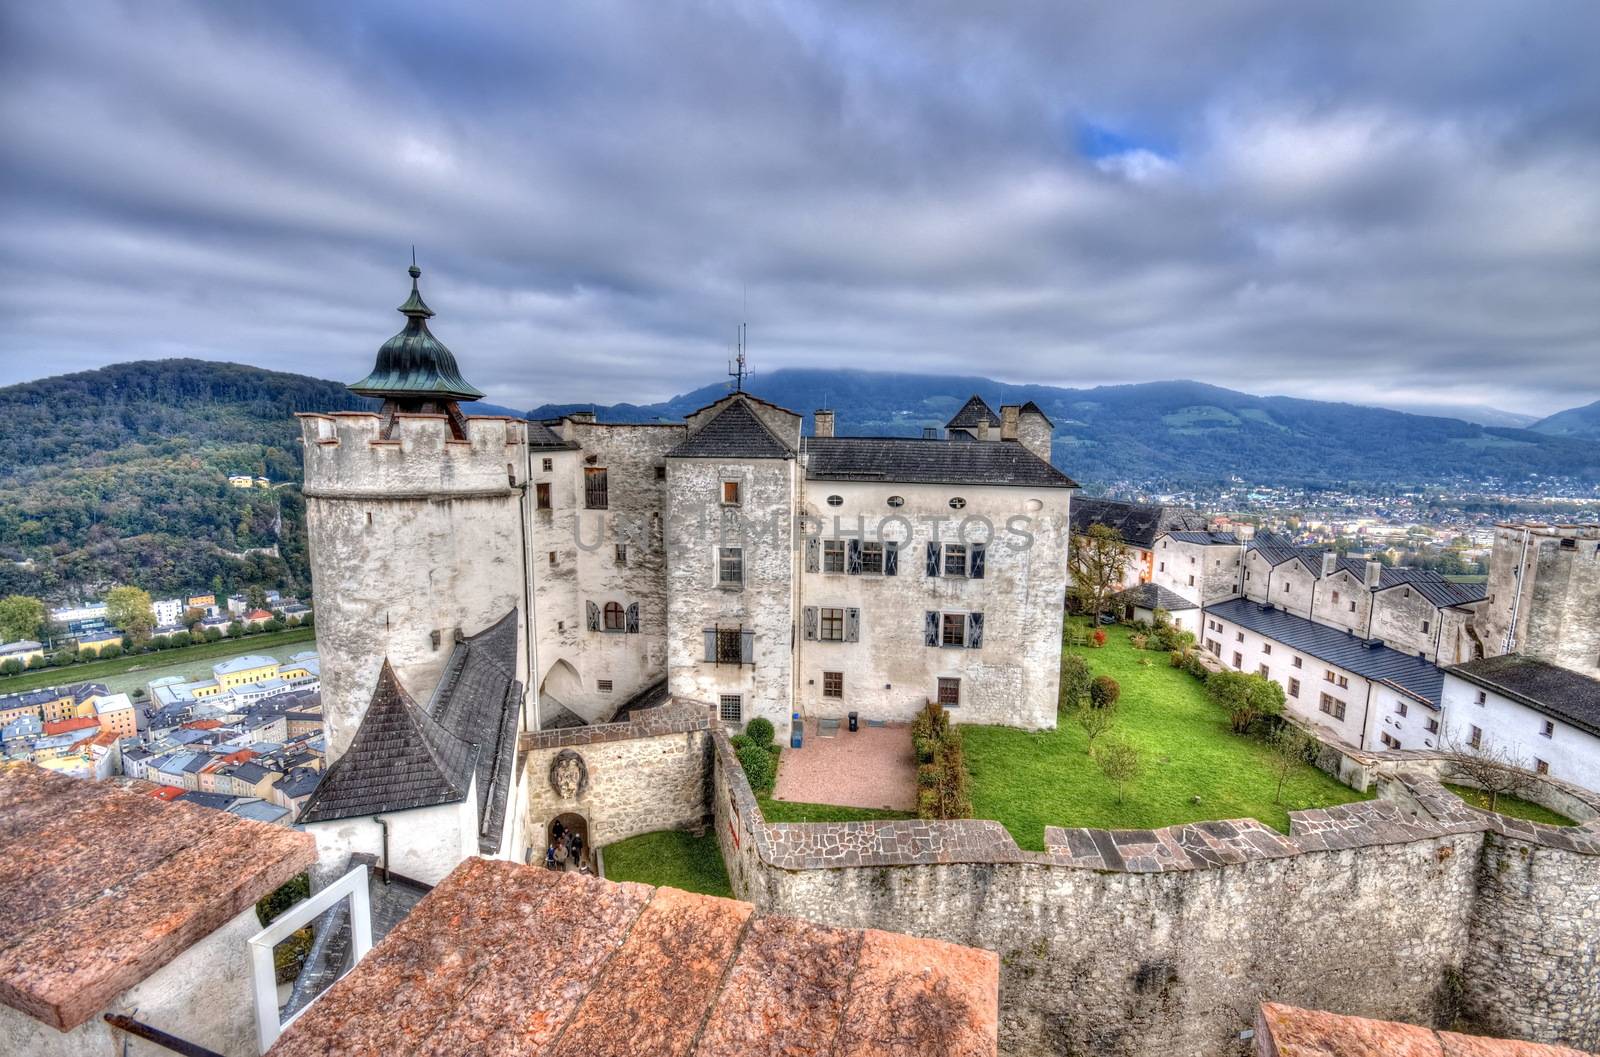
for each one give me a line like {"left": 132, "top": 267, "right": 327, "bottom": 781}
{"left": 544, "top": 812, "right": 592, "bottom": 874}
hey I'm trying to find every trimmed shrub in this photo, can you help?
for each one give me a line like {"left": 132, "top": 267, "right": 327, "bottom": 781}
{"left": 0, "top": 659, "right": 21, "bottom": 676}
{"left": 1091, "top": 628, "right": 1107, "bottom": 648}
{"left": 736, "top": 742, "right": 777, "bottom": 793}
{"left": 744, "top": 716, "right": 775, "bottom": 745}
{"left": 729, "top": 733, "right": 752, "bottom": 753}
{"left": 1060, "top": 654, "right": 1092, "bottom": 712}
{"left": 912, "top": 734, "right": 935, "bottom": 765}
{"left": 1089, "top": 675, "right": 1121, "bottom": 710}
{"left": 1205, "top": 670, "right": 1286, "bottom": 734}
{"left": 917, "top": 764, "right": 940, "bottom": 788}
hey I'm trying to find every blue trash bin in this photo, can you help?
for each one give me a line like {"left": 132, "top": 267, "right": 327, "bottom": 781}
{"left": 790, "top": 712, "right": 803, "bottom": 749}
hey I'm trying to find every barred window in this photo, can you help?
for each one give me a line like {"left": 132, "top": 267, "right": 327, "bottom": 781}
{"left": 584, "top": 467, "right": 609, "bottom": 509}
{"left": 823, "top": 671, "right": 843, "bottom": 698}
{"left": 859, "top": 541, "right": 884, "bottom": 575}
{"left": 716, "top": 628, "right": 743, "bottom": 664}
{"left": 943, "top": 544, "right": 966, "bottom": 577}
{"left": 937, "top": 678, "right": 960, "bottom": 707}
{"left": 598, "top": 679, "right": 613, "bottom": 693}
{"left": 719, "top": 694, "right": 743, "bottom": 723}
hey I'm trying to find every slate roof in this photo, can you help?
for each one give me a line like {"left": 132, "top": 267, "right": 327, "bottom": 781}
{"left": 1071, "top": 498, "right": 1209, "bottom": 549}
{"left": 1112, "top": 583, "right": 1198, "bottom": 612}
{"left": 297, "top": 610, "right": 523, "bottom": 854}
{"left": 1246, "top": 538, "right": 1487, "bottom": 608}
{"left": 805, "top": 436, "right": 1076, "bottom": 488}
{"left": 945, "top": 395, "right": 1001, "bottom": 429}
{"left": 527, "top": 420, "right": 579, "bottom": 451}
{"left": 1206, "top": 598, "right": 1445, "bottom": 706}
{"left": 1163, "top": 530, "right": 1241, "bottom": 546}
{"left": 667, "top": 398, "right": 794, "bottom": 460}
{"left": 1446, "top": 655, "right": 1600, "bottom": 738}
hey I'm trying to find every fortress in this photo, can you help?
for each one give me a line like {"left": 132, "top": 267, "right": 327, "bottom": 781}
{"left": 293, "top": 265, "right": 1600, "bottom": 1055}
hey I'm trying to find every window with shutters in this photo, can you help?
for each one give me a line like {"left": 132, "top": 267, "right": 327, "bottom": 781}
{"left": 718, "top": 547, "right": 743, "bottom": 587}
{"left": 943, "top": 544, "right": 967, "bottom": 577}
{"left": 820, "top": 608, "right": 845, "bottom": 642}
{"left": 716, "top": 628, "right": 743, "bottom": 664}
{"left": 859, "top": 541, "right": 884, "bottom": 575}
{"left": 937, "top": 678, "right": 960, "bottom": 707}
{"left": 535, "top": 482, "right": 551, "bottom": 509}
{"left": 584, "top": 467, "right": 608, "bottom": 509}
{"left": 823, "top": 672, "right": 843, "bottom": 698}
{"left": 603, "top": 602, "right": 625, "bottom": 631}
{"left": 719, "top": 694, "right": 743, "bottom": 723}
{"left": 823, "top": 540, "right": 846, "bottom": 573}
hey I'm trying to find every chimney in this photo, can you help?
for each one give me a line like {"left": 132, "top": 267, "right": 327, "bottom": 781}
{"left": 1365, "top": 561, "right": 1382, "bottom": 588}
{"left": 1321, "top": 552, "right": 1337, "bottom": 577}
{"left": 814, "top": 409, "right": 835, "bottom": 438}
{"left": 567, "top": 410, "right": 596, "bottom": 424}
{"left": 977, "top": 419, "right": 990, "bottom": 441}
{"left": 1000, "top": 405, "right": 1020, "bottom": 441}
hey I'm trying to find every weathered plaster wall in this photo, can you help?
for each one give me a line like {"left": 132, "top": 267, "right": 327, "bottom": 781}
{"left": 1153, "top": 537, "right": 1242, "bottom": 607}
{"left": 1370, "top": 583, "right": 1447, "bottom": 660}
{"left": 1526, "top": 533, "right": 1600, "bottom": 680}
{"left": 1311, "top": 568, "right": 1370, "bottom": 636}
{"left": 304, "top": 794, "right": 478, "bottom": 887}
{"left": 1440, "top": 674, "right": 1600, "bottom": 793}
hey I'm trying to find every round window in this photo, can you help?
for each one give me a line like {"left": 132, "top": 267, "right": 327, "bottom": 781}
{"left": 949, "top": 497, "right": 966, "bottom": 510}
{"left": 1025, "top": 498, "right": 1043, "bottom": 513}
{"left": 827, "top": 495, "right": 844, "bottom": 507}
{"left": 886, "top": 495, "right": 905, "bottom": 508}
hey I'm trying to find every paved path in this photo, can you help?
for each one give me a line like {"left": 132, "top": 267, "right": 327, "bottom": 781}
{"left": 773, "top": 721, "right": 917, "bottom": 811}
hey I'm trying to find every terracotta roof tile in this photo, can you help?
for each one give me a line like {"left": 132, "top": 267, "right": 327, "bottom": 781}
{"left": 1256, "top": 1003, "right": 1590, "bottom": 1057}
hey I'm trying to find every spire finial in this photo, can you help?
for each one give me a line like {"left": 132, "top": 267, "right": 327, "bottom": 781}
{"left": 409, "top": 246, "right": 421, "bottom": 281}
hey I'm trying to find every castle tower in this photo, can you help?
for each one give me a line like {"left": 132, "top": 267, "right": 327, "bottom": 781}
{"left": 300, "top": 262, "right": 532, "bottom": 761}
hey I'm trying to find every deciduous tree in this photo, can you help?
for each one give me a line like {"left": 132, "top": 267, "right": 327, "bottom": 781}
{"left": 1268, "top": 724, "right": 1317, "bottom": 804}
{"left": 0, "top": 595, "right": 45, "bottom": 643}
{"left": 1443, "top": 729, "right": 1538, "bottom": 813}
{"left": 105, "top": 585, "right": 155, "bottom": 642}
{"left": 1069, "top": 524, "right": 1131, "bottom": 621}
{"left": 1096, "top": 737, "right": 1143, "bottom": 804}
{"left": 1077, "top": 705, "right": 1116, "bottom": 753}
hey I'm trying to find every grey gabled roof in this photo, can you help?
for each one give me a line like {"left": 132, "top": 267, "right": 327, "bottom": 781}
{"left": 1071, "top": 498, "right": 1209, "bottom": 549}
{"left": 1018, "top": 400, "right": 1054, "bottom": 427}
{"left": 1112, "top": 582, "right": 1198, "bottom": 612}
{"left": 1446, "top": 655, "right": 1600, "bottom": 739}
{"left": 945, "top": 395, "right": 1001, "bottom": 429}
{"left": 1205, "top": 597, "right": 1444, "bottom": 707}
{"left": 1162, "top": 530, "right": 1241, "bottom": 546}
{"left": 667, "top": 398, "right": 793, "bottom": 460}
{"left": 527, "top": 421, "right": 579, "bottom": 451}
{"left": 804, "top": 436, "right": 1076, "bottom": 488}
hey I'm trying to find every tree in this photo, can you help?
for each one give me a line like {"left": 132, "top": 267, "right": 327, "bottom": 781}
{"left": 1077, "top": 705, "right": 1116, "bottom": 753}
{"left": 1089, "top": 675, "right": 1121, "bottom": 710}
{"left": 1443, "top": 729, "right": 1538, "bottom": 813}
{"left": 105, "top": 585, "right": 156, "bottom": 642}
{"left": 227, "top": 621, "right": 244, "bottom": 639}
{"left": 0, "top": 595, "right": 45, "bottom": 643}
{"left": 1205, "top": 671, "right": 1285, "bottom": 734}
{"left": 1096, "top": 737, "right": 1143, "bottom": 804}
{"left": 1069, "top": 524, "right": 1131, "bottom": 621}
{"left": 1060, "top": 655, "right": 1092, "bottom": 712}
{"left": 184, "top": 607, "right": 206, "bottom": 627}
{"left": 247, "top": 584, "right": 269, "bottom": 611}
{"left": 1268, "top": 724, "right": 1317, "bottom": 804}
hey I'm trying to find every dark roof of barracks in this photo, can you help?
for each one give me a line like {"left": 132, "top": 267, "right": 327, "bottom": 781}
{"left": 1446, "top": 654, "right": 1600, "bottom": 739}
{"left": 945, "top": 394, "right": 1002, "bottom": 429}
{"left": 1113, "top": 582, "right": 1198, "bottom": 612}
{"left": 526, "top": 420, "right": 580, "bottom": 450}
{"left": 667, "top": 397, "right": 795, "bottom": 459}
{"left": 1247, "top": 534, "right": 1487, "bottom": 608}
{"left": 0, "top": 763, "right": 314, "bottom": 1032}
{"left": 1163, "top": 530, "right": 1241, "bottom": 545}
{"left": 1071, "top": 497, "right": 1209, "bottom": 549}
{"left": 265, "top": 857, "right": 999, "bottom": 1057}
{"left": 1206, "top": 597, "right": 1444, "bottom": 706}
{"left": 299, "top": 610, "right": 523, "bottom": 853}
{"left": 805, "top": 436, "right": 1076, "bottom": 488}
{"left": 348, "top": 264, "right": 484, "bottom": 403}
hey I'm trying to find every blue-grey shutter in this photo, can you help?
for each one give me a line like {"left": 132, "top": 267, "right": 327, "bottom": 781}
{"left": 847, "top": 539, "right": 863, "bottom": 575}
{"left": 740, "top": 629, "right": 754, "bottom": 665}
{"left": 803, "top": 606, "right": 818, "bottom": 640}
{"left": 884, "top": 541, "right": 899, "bottom": 576}
{"left": 586, "top": 601, "right": 600, "bottom": 632}
{"left": 925, "top": 542, "right": 940, "bottom": 577}
{"left": 625, "top": 603, "right": 640, "bottom": 633}
{"left": 845, "top": 608, "right": 860, "bottom": 642}
{"left": 967, "top": 612, "right": 984, "bottom": 649}
{"left": 703, "top": 628, "right": 716, "bottom": 662}
{"left": 805, "top": 538, "right": 820, "bottom": 573}
{"left": 924, "top": 611, "right": 939, "bottom": 647}
{"left": 969, "top": 544, "right": 986, "bottom": 579}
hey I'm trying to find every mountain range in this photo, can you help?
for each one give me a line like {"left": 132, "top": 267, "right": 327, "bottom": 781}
{"left": 1527, "top": 398, "right": 1600, "bottom": 442}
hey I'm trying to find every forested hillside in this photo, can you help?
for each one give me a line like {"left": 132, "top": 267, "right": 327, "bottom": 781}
{"left": 1530, "top": 398, "right": 1600, "bottom": 441}
{"left": 0, "top": 360, "right": 368, "bottom": 600}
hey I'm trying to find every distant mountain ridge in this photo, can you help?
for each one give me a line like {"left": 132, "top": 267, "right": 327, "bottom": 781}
{"left": 530, "top": 368, "right": 1600, "bottom": 490}
{"left": 1529, "top": 398, "right": 1600, "bottom": 441}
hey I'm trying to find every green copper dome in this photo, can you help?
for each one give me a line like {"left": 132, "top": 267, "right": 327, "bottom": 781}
{"left": 349, "top": 263, "right": 484, "bottom": 402}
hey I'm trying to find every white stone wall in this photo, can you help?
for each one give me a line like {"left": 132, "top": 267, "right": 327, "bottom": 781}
{"left": 1202, "top": 611, "right": 1374, "bottom": 748}
{"left": 1441, "top": 674, "right": 1600, "bottom": 793}
{"left": 1310, "top": 568, "right": 1370, "bottom": 636}
{"left": 1151, "top": 537, "right": 1243, "bottom": 607}
{"left": 303, "top": 793, "right": 479, "bottom": 887}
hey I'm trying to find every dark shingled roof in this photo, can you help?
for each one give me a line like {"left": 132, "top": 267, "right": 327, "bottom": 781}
{"left": 299, "top": 612, "right": 523, "bottom": 855}
{"left": 1206, "top": 598, "right": 1444, "bottom": 706}
{"left": 945, "top": 395, "right": 1001, "bottom": 429}
{"left": 1247, "top": 536, "right": 1487, "bottom": 608}
{"left": 805, "top": 436, "right": 1076, "bottom": 488}
{"left": 1446, "top": 655, "right": 1600, "bottom": 738}
{"left": 668, "top": 399, "right": 794, "bottom": 460}
{"left": 1163, "top": 530, "right": 1241, "bottom": 546}
{"left": 527, "top": 420, "right": 579, "bottom": 451}
{"left": 1112, "top": 582, "right": 1198, "bottom": 611}
{"left": 1071, "top": 498, "right": 1209, "bottom": 549}
{"left": 1019, "top": 400, "right": 1054, "bottom": 427}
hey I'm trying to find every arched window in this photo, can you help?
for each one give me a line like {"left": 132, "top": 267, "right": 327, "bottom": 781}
{"left": 603, "top": 601, "right": 625, "bottom": 631}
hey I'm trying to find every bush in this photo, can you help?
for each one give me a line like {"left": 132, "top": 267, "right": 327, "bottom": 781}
{"left": 99, "top": 644, "right": 122, "bottom": 660}
{"left": 1205, "top": 670, "right": 1286, "bottom": 734}
{"left": 744, "top": 716, "right": 775, "bottom": 745}
{"left": 1060, "top": 654, "right": 1092, "bottom": 712}
{"left": 1129, "top": 633, "right": 1149, "bottom": 650}
{"left": 1089, "top": 675, "right": 1121, "bottom": 710}
{"left": 729, "top": 733, "right": 751, "bottom": 753}
{"left": 1182, "top": 653, "right": 1210, "bottom": 680}
{"left": 1169, "top": 650, "right": 1186, "bottom": 668}
{"left": 736, "top": 741, "right": 777, "bottom": 793}
{"left": 911, "top": 700, "right": 950, "bottom": 743}
{"left": 912, "top": 734, "right": 935, "bottom": 764}
{"left": 204, "top": 627, "right": 222, "bottom": 642}
{"left": 0, "top": 659, "right": 20, "bottom": 676}
{"left": 917, "top": 763, "right": 940, "bottom": 788}
{"left": 1091, "top": 628, "right": 1107, "bottom": 647}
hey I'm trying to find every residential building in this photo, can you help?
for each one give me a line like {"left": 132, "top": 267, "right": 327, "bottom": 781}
{"left": 153, "top": 597, "right": 185, "bottom": 627}
{"left": 1070, "top": 497, "right": 1210, "bottom": 591}
{"left": 0, "top": 639, "right": 44, "bottom": 667}
{"left": 1443, "top": 655, "right": 1600, "bottom": 792}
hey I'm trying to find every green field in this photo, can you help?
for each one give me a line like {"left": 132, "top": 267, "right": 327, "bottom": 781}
{"left": 0, "top": 627, "right": 316, "bottom": 696}
{"left": 962, "top": 622, "right": 1371, "bottom": 850}
{"left": 601, "top": 830, "right": 732, "bottom": 897}
{"left": 758, "top": 797, "right": 914, "bottom": 823}
{"left": 1443, "top": 783, "right": 1574, "bottom": 827}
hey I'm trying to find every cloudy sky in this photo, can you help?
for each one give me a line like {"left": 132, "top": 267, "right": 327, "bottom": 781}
{"left": 3, "top": 2, "right": 1598, "bottom": 416}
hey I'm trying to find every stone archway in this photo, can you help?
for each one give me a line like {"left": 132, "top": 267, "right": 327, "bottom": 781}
{"left": 544, "top": 812, "right": 592, "bottom": 874}
{"left": 538, "top": 659, "right": 584, "bottom": 724}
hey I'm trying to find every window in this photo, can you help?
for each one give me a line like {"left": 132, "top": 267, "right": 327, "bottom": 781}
{"left": 942, "top": 613, "right": 967, "bottom": 647}
{"left": 548, "top": 551, "right": 558, "bottom": 565}
{"left": 1421, "top": 620, "right": 1430, "bottom": 634}
{"left": 1380, "top": 733, "right": 1399, "bottom": 749}
{"left": 1475, "top": 690, "right": 1486, "bottom": 705}
{"left": 943, "top": 544, "right": 967, "bottom": 577}
{"left": 820, "top": 608, "right": 845, "bottom": 642}
{"left": 823, "top": 540, "right": 846, "bottom": 573}
{"left": 1235, "top": 632, "right": 1244, "bottom": 643}
{"left": 1262, "top": 643, "right": 1272, "bottom": 654}
{"left": 597, "top": 679, "right": 613, "bottom": 693}
{"left": 715, "top": 628, "right": 744, "bottom": 664}
{"left": 1426, "top": 718, "right": 1439, "bottom": 734}
{"left": 859, "top": 541, "right": 885, "bottom": 575}
{"left": 1541, "top": 720, "right": 1554, "bottom": 739}
{"left": 1469, "top": 725, "right": 1482, "bottom": 749}
{"left": 1396, "top": 701, "right": 1408, "bottom": 717}
{"left": 615, "top": 544, "right": 628, "bottom": 565}
{"left": 584, "top": 467, "right": 608, "bottom": 508}
{"left": 536, "top": 482, "right": 551, "bottom": 509}
{"left": 886, "top": 495, "right": 904, "bottom": 507}
{"left": 826, "top": 495, "right": 843, "bottom": 507}
{"left": 1258, "top": 664, "right": 1269, "bottom": 678}
{"left": 1232, "top": 652, "right": 1243, "bottom": 669}
{"left": 603, "top": 602, "right": 625, "bottom": 632}
{"left": 823, "top": 671, "right": 843, "bottom": 698}
{"left": 655, "top": 465, "right": 666, "bottom": 480}
{"left": 1319, "top": 694, "right": 1347, "bottom": 721}
{"left": 937, "top": 678, "right": 960, "bottom": 707}
{"left": 1337, "top": 675, "right": 1349, "bottom": 689}
{"left": 1348, "top": 601, "right": 1357, "bottom": 613}
{"left": 1281, "top": 582, "right": 1290, "bottom": 593}
{"left": 1288, "top": 678, "right": 1300, "bottom": 698}
{"left": 1188, "top": 575, "right": 1195, "bottom": 586}
{"left": 948, "top": 497, "right": 966, "bottom": 510}
{"left": 718, "top": 547, "right": 743, "bottom": 587}
{"left": 1292, "top": 656, "right": 1303, "bottom": 669}
{"left": 542, "top": 458, "right": 553, "bottom": 471}
{"left": 1159, "top": 562, "right": 1166, "bottom": 572}
{"left": 1332, "top": 591, "right": 1340, "bottom": 604}
{"left": 722, "top": 480, "right": 741, "bottom": 506}
{"left": 719, "top": 694, "right": 743, "bottom": 723}
{"left": 1535, "top": 759, "right": 1549, "bottom": 776}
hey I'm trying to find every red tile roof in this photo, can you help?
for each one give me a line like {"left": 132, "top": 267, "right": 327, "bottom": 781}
{"left": 148, "top": 785, "right": 184, "bottom": 801}
{"left": 268, "top": 858, "right": 998, "bottom": 1057}
{"left": 181, "top": 719, "right": 222, "bottom": 730}
{"left": 42, "top": 717, "right": 99, "bottom": 736}
{"left": 1256, "top": 1003, "right": 1592, "bottom": 1057}
{"left": 246, "top": 609, "right": 273, "bottom": 620}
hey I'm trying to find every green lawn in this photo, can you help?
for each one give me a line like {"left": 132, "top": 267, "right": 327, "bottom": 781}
{"left": 601, "top": 830, "right": 732, "bottom": 898}
{"left": 758, "top": 797, "right": 915, "bottom": 823}
{"left": 0, "top": 627, "right": 316, "bottom": 695}
{"left": 1443, "top": 784, "right": 1574, "bottom": 827}
{"left": 963, "top": 622, "right": 1371, "bottom": 850}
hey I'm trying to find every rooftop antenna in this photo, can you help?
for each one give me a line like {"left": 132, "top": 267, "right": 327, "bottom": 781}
{"left": 728, "top": 322, "right": 749, "bottom": 393}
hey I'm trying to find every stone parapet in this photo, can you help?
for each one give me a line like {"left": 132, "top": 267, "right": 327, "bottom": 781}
{"left": 518, "top": 700, "right": 712, "bottom": 752}
{"left": 298, "top": 411, "right": 527, "bottom": 498}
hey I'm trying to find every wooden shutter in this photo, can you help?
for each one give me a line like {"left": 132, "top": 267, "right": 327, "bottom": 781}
{"left": 847, "top": 539, "right": 863, "bottom": 575}
{"left": 740, "top": 629, "right": 754, "bottom": 665}
{"left": 703, "top": 628, "right": 716, "bottom": 662}
{"left": 625, "top": 603, "right": 640, "bottom": 634}
{"left": 803, "top": 606, "right": 818, "bottom": 640}
{"left": 845, "top": 608, "right": 860, "bottom": 642}
{"left": 925, "top": 542, "right": 940, "bottom": 577}
{"left": 966, "top": 612, "right": 984, "bottom": 649}
{"left": 884, "top": 541, "right": 899, "bottom": 576}
{"left": 586, "top": 601, "right": 600, "bottom": 632}
{"left": 969, "top": 544, "right": 986, "bottom": 579}
{"left": 924, "top": 611, "right": 939, "bottom": 647}
{"left": 805, "top": 538, "right": 820, "bottom": 573}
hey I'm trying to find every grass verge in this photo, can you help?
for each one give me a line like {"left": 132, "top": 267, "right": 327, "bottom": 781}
{"left": 601, "top": 830, "right": 732, "bottom": 898}
{"left": 0, "top": 627, "right": 316, "bottom": 694}
{"left": 1443, "top": 783, "right": 1574, "bottom": 827}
